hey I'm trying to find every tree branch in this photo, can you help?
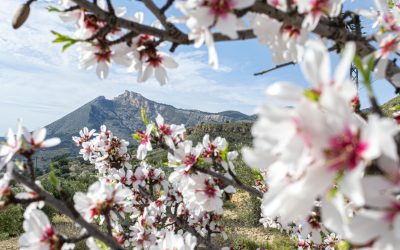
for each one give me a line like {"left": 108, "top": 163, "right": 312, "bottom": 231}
{"left": 193, "top": 165, "right": 263, "bottom": 198}
{"left": 12, "top": 170, "right": 122, "bottom": 250}
{"left": 254, "top": 61, "right": 295, "bottom": 76}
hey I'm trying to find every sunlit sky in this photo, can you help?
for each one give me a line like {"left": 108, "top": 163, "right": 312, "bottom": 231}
{"left": 0, "top": 0, "right": 397, "bottom": 132}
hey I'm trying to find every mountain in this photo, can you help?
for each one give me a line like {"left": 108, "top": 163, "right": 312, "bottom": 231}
{"left": 46, "top": 90, "right": 254, "bottom": 147}
{"left": 31, "top": 91, "right": 255, "bottom": 166}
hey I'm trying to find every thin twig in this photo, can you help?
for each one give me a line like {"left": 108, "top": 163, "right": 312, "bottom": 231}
{"left": 254, "top": 61, "right": 295, "bottom": 76}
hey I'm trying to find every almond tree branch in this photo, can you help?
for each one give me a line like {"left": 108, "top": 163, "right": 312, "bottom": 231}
{"left": 69, "top": 0, "right": 400, "bottom": 88}
{"left": 12, "top": 170, "right": 123, "bottom": 250}
{"left": 160, "top": 0, "right": 174, "bottom": 14}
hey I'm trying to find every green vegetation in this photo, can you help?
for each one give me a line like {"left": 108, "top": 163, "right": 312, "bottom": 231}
{"left": 381, "top": 95, "right": 400, "bottom": 116}
{"left": 0, "top": 205, "right": 24, "bottom": 241}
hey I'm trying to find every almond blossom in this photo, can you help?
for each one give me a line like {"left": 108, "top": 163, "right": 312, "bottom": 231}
{"left": 266, "top": 39, "right": 357, "bottom": 104}
{"left": 136, "top": 124, "right": 154, "bottom": 160}
{"left": 73, "top": 180, "right": 131, "bottom": 222}
{"left": 0, "top": 121, "right": 22, "bottom": 170}
{"left": 22, "top": 127, "right": 61, "bottom": 149}
{"left": 248, "top": 12, "right": 307, "bottom": 64}
{"left": 155, "top": 114, "right": 185, "bottom": 149}
{"left": 297, "top": 0, "right": 342, "bottom": 31}
{"left": 72, "top": 127, "right": 95, "bottom": 146}
{"left": 150, "top": 232, "right": 197, "bottom": 250}
{"left": 78, "top": 43, "right": 132, "bottom": 80}
{"left": 19, "top": 209, "right": 64, "bottom": 250}
{"left": 129, "top": 34, "right": 178, "bottom": 85}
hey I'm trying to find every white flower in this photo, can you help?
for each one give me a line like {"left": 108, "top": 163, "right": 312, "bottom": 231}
{"left": 19, "top": 209, "right": 65, "bottom": 250}
{"left": 0, "top": 120, "right": 22, "bottom": 170}
{"left": 186, "top": 174, "right": 223, "bottom": 214}
{"left": 155, "top": 114, "right": 185, "bottom": 149}
{"left": 78, "top": 43, "right": 132, "bottom": 80}
{"left": 23, "top": 127, "right": 61, "bottom": 149}
{"left": 150, "top": 231, "right": 196, "bottom": 250}
{"left": 73, "top": 180, "right": 131, "bottom": 222}
{"left": 266, "top": 39, "right": 357, "bottom": 104}
{"left": 248, "top": 12, "right": 307, "bottom": 64}
{"left": 297, "top": 0, "right": 342, "bottom": 30}
{"left": 136, "top": 124, "right": 154, "bottom": 160}
{"left": 0, "top": 173, "right": 11, "bottom": 200}
{"left": 72, "top": 127, "right": 95, "bottom": 146}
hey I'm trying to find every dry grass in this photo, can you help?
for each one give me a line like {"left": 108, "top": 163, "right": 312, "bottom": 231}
{"left": 216, "top": 192, "right": 294, "bottom": 250}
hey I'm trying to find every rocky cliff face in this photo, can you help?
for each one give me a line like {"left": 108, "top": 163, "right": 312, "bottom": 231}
{"left": 46, "top": 90, "right": 255, "bottom": 150}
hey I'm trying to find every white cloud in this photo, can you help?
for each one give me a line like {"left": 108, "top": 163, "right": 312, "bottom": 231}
{"left": 0, "top": 0, "right": 270, "bottom": 133}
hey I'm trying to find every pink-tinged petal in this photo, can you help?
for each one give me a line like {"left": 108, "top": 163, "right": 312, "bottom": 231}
{"left": 145, "top": 124, "right": 154, "bottom": 135}
{"left": 59, "top": 11, "right": 81, "bottom": 23}
{"left": 115, "top": 7, "right": 127, "bottom": 17}
{"left": 140, "top": 65, "right": 154, "bottom": 82}
{"left": 0, "top": 145, "right": 10, "bottom": 157}
{"left": 393, "top": 214, "right": 400, "bottom": 240}
{"left": 97, "top": 0, "right": 107, "bottom": 10}
{"left": 321, "top": 195, "right": 352, "bottom": 238}
{"left": 341, "top": 164, "right": 365, "bottom": 206}
{"left": 191, "top": 7, "right": 214, "bottom": 27}
{"left": 132, "top": 12, "right": 144, "bottom": 24}
{"left": 137, "top": 144, "right": 147, "bottom": 160}
{"left": 301, "top": 39, "right": 330, "bottom": 88}
{"left": 96, "top": 61, "right": 109, "bottom": 80}
{"left": 6, "top": 129, "right": 15, "bottom": 147}
{"left": 32, "top": 128, "right": 46, "bottom": 144}
{"left": 233, "top": 0, "right": 255, "bottom": 9}
{"left": 348, "top": 210, "right": 386, "bottom": 245}
{"left": 375, "top": 58, "right": 389, "bottom": 79}
{"left": 155, "top": 114, "right": 164, "bottom": 127}
{"left": 22, "top": 127, "right": 32, "bottom": 144}
{"left": 161, "top": 55, "right": 178, "bottom": 69}
{"left": 41, "top": 138, "right": 61, "bottom": 148}
{"left": 265, "top": 82, "right": 303, "bottom": 102}
{"left": 215, "top": 13, "right": 238, "bottom": 39}
{"left": 204, "top": 30, "right": 219, "bottom": 69}
{"left": 155, "top": 66, "right": 168, "bottom": 85}
{"left": 335, "top": 42, "right": 356, "bottom": 84}
{"left": 362, "top": 176, "right": 393, "bottom": 208}
{"left": 80, "top": 54, "right": 96, "bottom": 70}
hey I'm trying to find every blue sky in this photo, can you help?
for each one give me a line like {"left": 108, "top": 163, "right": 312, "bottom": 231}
{"left": 0, "top": 0, "right": 397, "bottom": 132}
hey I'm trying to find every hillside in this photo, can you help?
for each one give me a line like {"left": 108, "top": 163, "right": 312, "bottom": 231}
{"left": 381, "top": 95, "right": 400, "bottom": 116}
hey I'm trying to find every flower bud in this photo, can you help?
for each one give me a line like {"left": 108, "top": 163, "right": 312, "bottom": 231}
{"left": 12, "top": 3, "right": 30, "bottom": 29}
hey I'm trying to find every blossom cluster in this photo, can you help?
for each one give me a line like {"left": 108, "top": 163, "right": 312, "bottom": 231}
{"left": 243, "top": 39, "right": 400, "bottom": 249}
{"left": 58, "top": 0, "right": 178, "bottom": 84}
{"left": 68, "top": 113, "right": 246, "bottom": 249}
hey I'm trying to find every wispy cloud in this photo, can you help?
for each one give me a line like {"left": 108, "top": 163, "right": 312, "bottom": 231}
{"left": 0, "top": 0, "right": 269, "bottom": 132}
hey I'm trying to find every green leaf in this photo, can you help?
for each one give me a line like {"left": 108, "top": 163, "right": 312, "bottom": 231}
{"left": 304, "top": 89, "right": 320, "bottom": 102}
{"left": 47, "top": 6, "right": 62, "bottom": 12}
{"left": 141, "top": 107, "right": 148, "bottom": 126}
{"left": 95, "top": 239, "right": 110, "bottom": 250}
{"left": 220, "top": 143, "right": 229, "bottom": 162}
{"left": 132, "top": 133, "right": 141, "bottom": 141}
{"left": 252, "top": 168, "right": 264, "bottom": 181}
{"left": 51, "top": 31, "right": 80, "bottom": 52}
{"left": 48, "top": 166, "right": 60, "bottom": 191}
{"left": 389, "top": 0, "right": 395, "bottom": 9}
